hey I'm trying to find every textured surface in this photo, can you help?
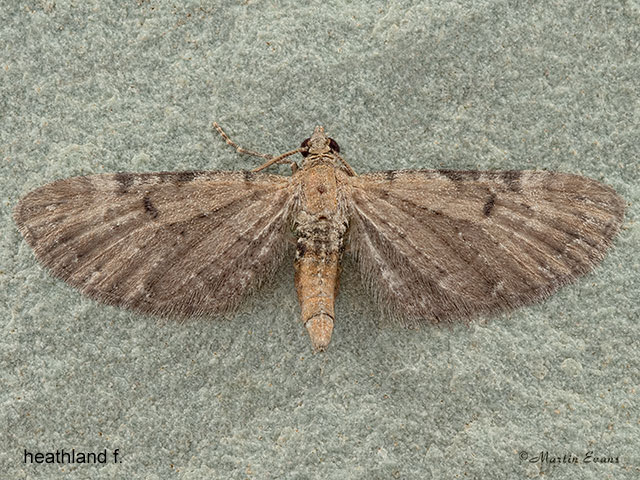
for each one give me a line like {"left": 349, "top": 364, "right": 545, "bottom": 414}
{"left": 1, "top": 1, "right": 638, "bottom": 478}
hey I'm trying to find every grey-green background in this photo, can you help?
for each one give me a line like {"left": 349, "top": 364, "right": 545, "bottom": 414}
{"left": 1, "top": 1, "right": 638, "bottom": 479}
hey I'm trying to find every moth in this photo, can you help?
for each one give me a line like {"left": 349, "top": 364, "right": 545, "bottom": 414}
{"left": 14, "top": 124, "right": 625, "bottom": 351}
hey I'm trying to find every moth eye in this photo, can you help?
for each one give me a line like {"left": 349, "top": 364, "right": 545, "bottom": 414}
{"left": 328, "top": 138, "right": 340, "bottom": 153}
{"left": 300, "top": 138, "right": 310, "bottom": 157}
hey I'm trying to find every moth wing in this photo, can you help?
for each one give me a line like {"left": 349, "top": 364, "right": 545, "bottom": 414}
{"left": 14, "top": 171, "right": 296, "bottom": 316}
{"left": 345, "top": 169, "right": 625, "bottom": 323}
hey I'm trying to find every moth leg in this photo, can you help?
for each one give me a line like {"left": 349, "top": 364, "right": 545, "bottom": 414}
{"left": 213, "top": 121, "right": 273, "bottom": 160}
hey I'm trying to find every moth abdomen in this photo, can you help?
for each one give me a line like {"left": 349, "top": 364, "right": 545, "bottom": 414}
{"left": 292, "top": 160, "right": 350, "bottom": 351}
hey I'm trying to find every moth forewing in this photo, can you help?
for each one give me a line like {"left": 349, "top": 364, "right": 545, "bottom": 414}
{"left": 14, "top": 171, "right": 296, "bottom": 317}
{"left": 345, "top": 169, "right": 624, "bottom": 324}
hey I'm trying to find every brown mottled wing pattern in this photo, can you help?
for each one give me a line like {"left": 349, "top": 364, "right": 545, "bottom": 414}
{"left": 14, "top": 171, "right": 296, "bottom": 316}
{"left": 345, "top": 170, "right": 625, "bottom": 324}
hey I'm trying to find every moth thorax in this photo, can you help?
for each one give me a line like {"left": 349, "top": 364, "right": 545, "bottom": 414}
{"left": 301, "top": 154, "right": 340, "bottom": 170}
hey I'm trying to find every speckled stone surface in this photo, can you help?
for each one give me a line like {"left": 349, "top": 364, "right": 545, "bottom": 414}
{"left": 2, "top": 1, "right": 638, "bottom": 478}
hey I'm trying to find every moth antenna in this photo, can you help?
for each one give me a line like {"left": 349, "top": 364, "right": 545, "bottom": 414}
{"left": 213, "top": 122, "right": 273, "bottom": 160}
{"left": 251, "top": 148, "right": 307, "bottom": 173}
{"left": 214, "top": 122, "right": 304, "bottom": 173}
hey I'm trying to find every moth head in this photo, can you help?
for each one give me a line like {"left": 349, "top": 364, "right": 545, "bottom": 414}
{"left": 300, "top": 126, "right": 340, "bottom": 157}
